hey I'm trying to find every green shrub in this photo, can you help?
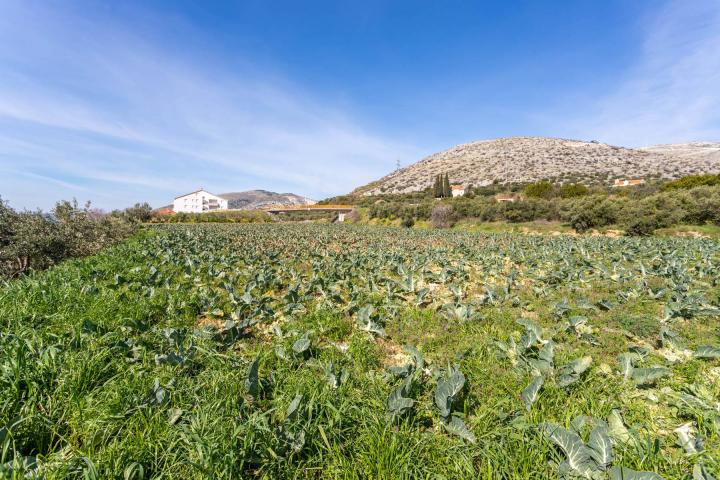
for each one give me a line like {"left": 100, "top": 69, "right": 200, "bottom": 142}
{"left": 567, "top": 196, "right": 621, "bottom": 233}
{"left": 559, "top": 183, "right": 589, "bottom": 198}
{"left": 500, "top": 200, "right": 540, "bottom": 223}
{"left": 678, "top": 186, "right": 720, "bottom": 224}
{"left": 662, "top": 174, "right": 720, "bottom": 191}
{"left": 569, "top": 210, "right": 595, "bottom": 233}
{"left": 1, "top": 198, "right": 137, "bottom": 278}
{"left": 624, "top": 217, "right": 657, "bottom": 236}
{"left": 121, "top": 202, "right": 153, "bottom": 222}
{"left": 523, "top": 181, "right": 555, "bottom": 199}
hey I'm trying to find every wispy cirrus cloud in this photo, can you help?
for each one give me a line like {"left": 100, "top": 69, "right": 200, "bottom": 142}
{"left": 0, "top": 2, "right": 419, "bottom": 209}
{"left": 565, "top": 0, "right": 720, "bottom": 146}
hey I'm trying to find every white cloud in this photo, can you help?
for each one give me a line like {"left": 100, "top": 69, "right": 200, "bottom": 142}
{"left": 569, "top": 0, "right": 720, "bottom": 146}
{"left": 0, "top": 2, "right": 420, "bottom": 209}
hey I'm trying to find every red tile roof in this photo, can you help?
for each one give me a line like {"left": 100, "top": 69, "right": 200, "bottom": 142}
{"left": 612, "top": 179, "right": 644, "bottom": 187}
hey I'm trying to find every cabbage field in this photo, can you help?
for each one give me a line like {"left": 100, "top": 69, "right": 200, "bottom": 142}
{"left": 1, "top": 224, "right": 719, "bottom": 479}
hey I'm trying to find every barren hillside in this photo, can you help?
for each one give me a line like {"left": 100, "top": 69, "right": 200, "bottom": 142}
{"left": 354, "top": 137, "right": 720, "bottom": 195}
{"left": 640, "top": 142, "right": 720, "bottom": 162}
{"left": 219, "top": 190, "right": 315, "bottom": 210}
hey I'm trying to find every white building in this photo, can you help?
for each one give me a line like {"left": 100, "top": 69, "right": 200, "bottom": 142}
{"left": 173, "top": 189, "right": 228, "bottom": 213}
{"left": 451, "top": 184, "right": 466, "bottom": 197}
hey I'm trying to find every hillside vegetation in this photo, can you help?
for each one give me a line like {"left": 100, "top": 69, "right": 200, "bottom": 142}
{"left": 330, "top": 175, "right": 720, "bottom": 236}
{"left": 1, "top": 224, "right": 718, "bottom": 478}
{"left": 354, "top": 137, "right": 720, "bottom": 195}
{"left": 641, "top": 142, "right": 720, "bottom": 162}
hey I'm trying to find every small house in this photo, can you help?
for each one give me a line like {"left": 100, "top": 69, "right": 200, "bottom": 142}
{"left": 173, "top": 189, "right": 228, "bottom": 213}
{"left": 612, "top": 179, "right": 644, "bottom": 188}
{"left": 156, "top": 207, "right": 175, "bottom": 216}
{"left": 451, "top": 184, "right": 466, "bottom": 197}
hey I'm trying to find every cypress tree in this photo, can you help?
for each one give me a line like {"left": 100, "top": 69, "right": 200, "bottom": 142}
{"left": 443, "top": 173, "right": 451, "bottom": 197}
{"left": 432, "top": 175, "right": 440, "bottom": 197}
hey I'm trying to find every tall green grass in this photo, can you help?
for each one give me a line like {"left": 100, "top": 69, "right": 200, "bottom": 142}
{"left": 0, "top": 225, "right": 718, "bottom": 478}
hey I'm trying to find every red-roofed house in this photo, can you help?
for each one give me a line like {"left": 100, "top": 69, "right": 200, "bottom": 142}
{"left": 156, "top": 207, "right": 174, "bottom": 216}
{"left": 450, "top": 184, "right": 465, "bottom": 197}
{"left": 612, "top": 179, "right": 644, "bottom": 188}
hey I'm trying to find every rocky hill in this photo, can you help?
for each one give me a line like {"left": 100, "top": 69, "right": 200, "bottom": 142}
{"left": 353, "top": 137, "right": 720, "bottom": 195}
{"left": 219, "top": 190, "right": 315, "bottom": 210}
{"left": 639, "top": 142, "right": 720, "bottom": 162}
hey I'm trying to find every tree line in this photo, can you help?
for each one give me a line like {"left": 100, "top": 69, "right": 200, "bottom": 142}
{"left": 365, "top": 175, "right": 720, "bottom": 235}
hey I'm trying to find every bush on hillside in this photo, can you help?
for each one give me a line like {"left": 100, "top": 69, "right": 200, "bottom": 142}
{"left": 662, "top": 174, "right": 720, "bottom": 191}
{"left": 559, "top": 183, "right": 589, "bottom": 198}
{"left": 357, "top": 182, "right": 720, "bottom": 233}
{"left": 450, "top": 197, "right": 497, "bottom": 221}
{"left": 523, "top": 181, "right": 555, "bottom": 199}
{"left": 499, "top": 198, "right": 553, "bottom": 223}
{"left": 369, "top": 201, "right": 432, "bottom": 222}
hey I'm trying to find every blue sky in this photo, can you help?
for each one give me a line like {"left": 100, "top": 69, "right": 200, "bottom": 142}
{"left": 1, "top": 0, "right": 719, "bottom": 210}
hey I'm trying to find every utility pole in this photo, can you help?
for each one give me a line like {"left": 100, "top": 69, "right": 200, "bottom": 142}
{"left": 395, "top": 159, "right": 401, "bottom": 171}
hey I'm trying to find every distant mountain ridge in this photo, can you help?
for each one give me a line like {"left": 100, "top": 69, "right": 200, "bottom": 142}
{"left": 219, "top": 190, "right": 316, "bottom": 210}
{"left": 639, "top": 142, "right": 720, "bottom": 161}
{"left": 353, "top": 137, "right": 720, "bottom": 195}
